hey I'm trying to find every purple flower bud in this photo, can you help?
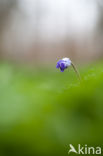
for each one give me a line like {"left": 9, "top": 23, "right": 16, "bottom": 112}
{"left": 56, "top": 58, "right": 71, "bottom": 72}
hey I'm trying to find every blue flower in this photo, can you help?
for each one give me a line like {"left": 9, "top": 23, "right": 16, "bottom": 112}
{"left": 56, "top": 58, "right": 71, "bottom": 72}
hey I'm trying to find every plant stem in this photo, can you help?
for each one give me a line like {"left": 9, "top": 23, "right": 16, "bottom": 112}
{"left": 71, "top": 62, "right": 81, "bottom": 81}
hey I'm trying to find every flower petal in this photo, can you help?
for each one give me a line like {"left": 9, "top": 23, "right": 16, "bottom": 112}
{"left": 56, "top": 63, "right": 60, "bottom": 68}
{"left": 56, "top": 60, "right": 63, "bottom": 68}
{"left": 60, "top": 68, "right": 64, "bottom": 72}
{"left": 60, "top": 62, "right": 65, "bottom": 69}
{"left": 62, "top": 58, "right": 71, "bottom": 66}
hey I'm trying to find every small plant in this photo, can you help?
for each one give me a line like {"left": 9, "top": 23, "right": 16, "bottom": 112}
{"left": 56, "top": 57, "right": 81, "bottom": 81}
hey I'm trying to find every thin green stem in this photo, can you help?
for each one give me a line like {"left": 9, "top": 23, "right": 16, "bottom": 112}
{"left": 71, "top": 62, "right": 81, "bottom": 81}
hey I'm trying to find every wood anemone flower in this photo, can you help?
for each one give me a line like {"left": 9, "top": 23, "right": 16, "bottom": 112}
{"left": 56, "top": 57, "right": 81, "bottom": 81}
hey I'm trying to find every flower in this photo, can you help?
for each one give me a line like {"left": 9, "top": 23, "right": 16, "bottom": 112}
{"left": 56, "top": 57, "right": 81, "bottom": 81}
{"left": 56, "top": 58, "right": 71, "bottom": 72}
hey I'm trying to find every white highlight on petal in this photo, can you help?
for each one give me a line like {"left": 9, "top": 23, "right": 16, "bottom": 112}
{"left": 62, "top": 57, "right": 70, "bottom": 61}
{"left": 62, "top": 57, "right": 71, "bottom": 66}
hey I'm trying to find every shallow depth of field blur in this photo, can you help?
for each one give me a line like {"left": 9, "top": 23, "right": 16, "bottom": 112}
{"left": 0, "top": 0, "right": 103, "bottom": 156}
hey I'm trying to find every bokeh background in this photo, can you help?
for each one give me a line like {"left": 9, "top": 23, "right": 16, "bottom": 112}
{"left": 0, "top": 0, "right": 103, "bottom": 156}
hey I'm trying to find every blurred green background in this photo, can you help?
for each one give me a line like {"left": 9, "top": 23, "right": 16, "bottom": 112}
{"left": 0, "top": 0, "right": 103, "bottom": 155}
{"left": 0, "top": 62, "right": 103, "bottom": 156}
